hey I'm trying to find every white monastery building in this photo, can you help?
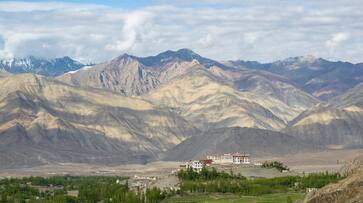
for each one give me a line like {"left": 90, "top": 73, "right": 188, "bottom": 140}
{"left": 207, "top": 153, "right": 250, "bottom": 164}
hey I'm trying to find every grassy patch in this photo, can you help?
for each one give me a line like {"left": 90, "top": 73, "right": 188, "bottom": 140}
{"left": 164, "top": 192, "right": 305, "bottom": 203}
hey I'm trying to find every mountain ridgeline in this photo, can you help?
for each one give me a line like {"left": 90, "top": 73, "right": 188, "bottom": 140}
{"left": 228, "top": 56, "right": 363, "bottom": 100}
{"left": 0, "top": 49, "right": 362, "bottom": 168}
{"left": 0, "top": 56, "right": 84, "bottom": 76}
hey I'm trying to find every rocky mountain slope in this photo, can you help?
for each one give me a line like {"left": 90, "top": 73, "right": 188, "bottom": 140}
{"left": 303, "top": 155, "right": 363, "bottom": 203}
{"left": 229, "top": 56, "right": 363, "bottom": 100}
{"left": 59, "top": 49, "right": 319, "bottom": 130}
{"left": 285, "top": 82, "right": 363, "bottom": 148}
{"left": 59, "top": 54, "right": 161, "bottom": 96}
{"left": 0, "top": 74, "right": 198, "bottom": 168}
{"left": 163, "top": 127, "right": 318, "bottom": 161}
{"left": 145, "top": 64, "right": 318, "bottom": 130}
{"left": 138, "top": 48, "right": 227, "bottom": 68}
{"left": 58, "top": 49, "right": 227, "bottom": 96}
{"left": 0, "top": 56, "right": 84, "bottom": 76}
{"left": 207, "top": 65, "right": 319, "bottom": 123}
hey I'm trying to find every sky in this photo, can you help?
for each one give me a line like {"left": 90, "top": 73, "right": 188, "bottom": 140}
{"left": 0, "top": 0, "right": 362, "bottom": 63}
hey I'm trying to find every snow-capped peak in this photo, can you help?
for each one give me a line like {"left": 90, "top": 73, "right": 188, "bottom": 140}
{"left": 65, "top": 65, "right": 94, "bottom": 74}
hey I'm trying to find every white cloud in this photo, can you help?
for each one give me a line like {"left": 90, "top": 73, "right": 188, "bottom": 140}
{"left": 198, "top": 34, "right": 214, "bottom": 48}
{"left": 243, "top": 32, "right": 259, "bottom": 44}
{"left": 105, "top": 11, "right": 152, "bottom": 52}
{"left": 325, "top": 32, "right": 350, "bottom": 49}
{"left": 0, "top": 1, "right": 362, "bottom": 63}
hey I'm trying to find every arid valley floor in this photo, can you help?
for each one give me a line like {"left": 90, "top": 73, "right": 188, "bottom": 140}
{"left": 1, "top": 149, "right": 361, "bottom": 181}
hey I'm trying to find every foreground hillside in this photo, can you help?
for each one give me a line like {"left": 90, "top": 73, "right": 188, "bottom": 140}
{"left": 0, "top": 74, "right": 198, "bottom": 168}
{"left": 303, "top": 155, "right": 363, "bottom": 203}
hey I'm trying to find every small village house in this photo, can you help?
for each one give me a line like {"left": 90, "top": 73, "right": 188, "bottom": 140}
{"left": 199, "top": 159, "right": 213, "bottom": 165}
{"left": 191, "top": 160, "right": 203, "bottom": 172}
{"left": 181, "top": 160, "right": 208, "bottom": 172}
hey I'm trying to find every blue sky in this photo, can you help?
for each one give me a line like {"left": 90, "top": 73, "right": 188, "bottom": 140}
{"left": 20, "top": 0, "right": 153, "bottom": 8}
{"left": 0, "top": 0, "right": 362, "bottom": 63}
{"left": 2, "top": 0, "right": 214, "bottom": 8}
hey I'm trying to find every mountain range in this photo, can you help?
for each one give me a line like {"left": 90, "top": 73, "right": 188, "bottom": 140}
{"left": 285, "top": 82, "right": 363, "bottom": 149}
{"left": 228, "top": 56, "right": 363, "bottom": 100}
{"left": 0, "top": 74, "right": 198, "bottom": 168}
{"left": 0, "top": 49, "right": 363, "bottom": 168}
{"left": 0, "top": 56, "right": 84, "bottom": 76}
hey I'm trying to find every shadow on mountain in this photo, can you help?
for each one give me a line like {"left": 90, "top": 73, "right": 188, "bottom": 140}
{"left": 162, "top": 127, "right": 323, "bottom": 161}
{"left": 0, "top": 124, "right": 155, "bottom": 169}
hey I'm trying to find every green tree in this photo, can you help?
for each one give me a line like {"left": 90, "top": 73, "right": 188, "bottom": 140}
{"left": 0, "top": 193, "right": 7, "bottom": 203}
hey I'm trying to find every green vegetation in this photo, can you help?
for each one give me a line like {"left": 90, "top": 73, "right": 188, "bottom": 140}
{"left": 177, "top": 167, "right": 343, "bottom": 196}
{"left": 0, "top": 176, "right": 167, "bottom": 203}
{"left": 177, "top": 167, "right": 246, "bottom": 181}
{"left": 164, "top": 192, "right": 305, "bottom": 203}
{"left": 0, "top": 168, "right": 344, "bottom": 203}
{"left": 262, "top": 161, "right": 290, "bottom": 172}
